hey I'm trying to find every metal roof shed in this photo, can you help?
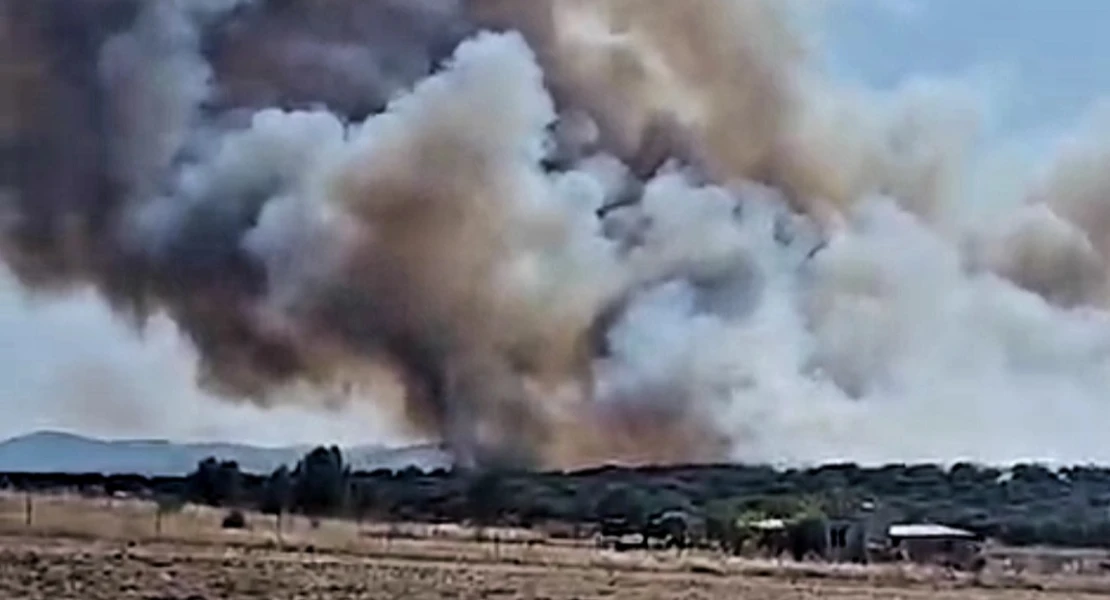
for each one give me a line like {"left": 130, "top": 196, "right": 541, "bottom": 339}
{"left": 888, "top": 524, "right": 980, "bottom": 540}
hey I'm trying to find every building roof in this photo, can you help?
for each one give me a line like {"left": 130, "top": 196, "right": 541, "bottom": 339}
{"left": 749, "top": 518, "right": 787, "bottom": 531}
{"left": 888, "top": 524, "right": 977, "bottom": 539}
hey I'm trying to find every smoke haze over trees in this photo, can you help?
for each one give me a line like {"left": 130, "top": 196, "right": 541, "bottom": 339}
{"left": 7, "top": 0, "right": 1110, "bottom": 468}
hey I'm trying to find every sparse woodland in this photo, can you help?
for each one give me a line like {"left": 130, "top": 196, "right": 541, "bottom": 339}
{"left": 5, "top": 448, "right": 1110, "bottom": 549}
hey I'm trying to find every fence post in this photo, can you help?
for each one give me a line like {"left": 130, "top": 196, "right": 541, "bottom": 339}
{"left": 24, "top": 492, "right": 32, "bottom": 527}
{"left": 276, "top": 512, "right": 284, "bottom": 547}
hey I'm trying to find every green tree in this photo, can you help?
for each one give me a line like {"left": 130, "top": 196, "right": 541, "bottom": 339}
{"left": 260, "top": 465, "right": 293, "bottom": 516}
{"left": 349, "top": 480, "right": 377, "bottom": 525}
{"left": 293, "top": 446, "right": 348, "bottom": 517}
{"left": 466, "top": 469, "right": 505, "bottom": 526}
{"left": 186, "top": 458, "right": 242, "bottom": 507}
{"left": 595, "top": 484, "right": 649, "bottom": 533}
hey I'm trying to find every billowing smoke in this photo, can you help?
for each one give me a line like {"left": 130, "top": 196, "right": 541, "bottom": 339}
{"left": 5, "top": 0, "right": 1110, "bottom": 468}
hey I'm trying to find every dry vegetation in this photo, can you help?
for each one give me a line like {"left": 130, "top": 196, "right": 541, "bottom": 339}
{"left": 0, "top": 492, "right": 1107, "bottom": 599}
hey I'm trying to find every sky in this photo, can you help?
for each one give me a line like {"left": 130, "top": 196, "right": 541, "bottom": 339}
{"left": 825, "top": 0, "right": 1110, "bottom": 133}
{"left": 3, "top": 1, "right": 1110, "bottom": 446}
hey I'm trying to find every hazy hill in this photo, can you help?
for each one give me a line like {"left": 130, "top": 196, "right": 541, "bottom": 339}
{"left": 0, "top": 431, "right": 452, "bottom": 476}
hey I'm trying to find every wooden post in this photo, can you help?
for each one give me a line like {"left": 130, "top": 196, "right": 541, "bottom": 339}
{"left": 386, "top": 522, "right": 396, "bottom": 551}
{"left": 23, "top": 492, "right": 32, "bottom": 527}
{"left": 276, "top": 512, "right": 283, "bottom": 547}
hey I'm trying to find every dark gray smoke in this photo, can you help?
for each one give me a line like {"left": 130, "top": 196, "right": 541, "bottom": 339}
{"left": 2, "top": 0, "right": 471, "bottom": 392}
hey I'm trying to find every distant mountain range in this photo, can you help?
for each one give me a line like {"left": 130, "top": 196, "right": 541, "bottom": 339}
{"left": 0, "top": 431, "right": 453, "bottom": 476}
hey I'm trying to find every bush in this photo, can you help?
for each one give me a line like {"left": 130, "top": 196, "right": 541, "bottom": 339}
{"left": 222, "top": 509, "right": 248, "bottom": 530}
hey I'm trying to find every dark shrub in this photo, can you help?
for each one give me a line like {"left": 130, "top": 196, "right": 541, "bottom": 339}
{"left": 222, "top": 509, "right": 248, "bottom": 529}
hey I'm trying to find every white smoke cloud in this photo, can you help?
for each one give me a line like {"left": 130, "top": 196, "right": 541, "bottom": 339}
{"left": 598, "top": 181, "right": 1110, "bottom": 465}
{"left": 0, "top": 267, "right": 396, "bottom": 447}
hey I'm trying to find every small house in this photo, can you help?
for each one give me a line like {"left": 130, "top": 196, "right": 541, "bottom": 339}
{"left": 823, "top": 499, "right": 890, "bottom": 563}
{"left": 824, "top": 518, "right": 868, "bottom": 563}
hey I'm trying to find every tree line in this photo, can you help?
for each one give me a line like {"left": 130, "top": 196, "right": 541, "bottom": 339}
{"left": 6, "top": 450, "right": 1110, "bottom": 549}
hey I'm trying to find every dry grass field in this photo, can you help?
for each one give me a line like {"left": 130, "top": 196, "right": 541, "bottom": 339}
{"left": 1, "top": 492, "right": 1108, "bottom": 599}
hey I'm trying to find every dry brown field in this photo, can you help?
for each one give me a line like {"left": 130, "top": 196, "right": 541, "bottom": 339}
{"left": 0, "top": 492, "right": 1108, "bottom": 599}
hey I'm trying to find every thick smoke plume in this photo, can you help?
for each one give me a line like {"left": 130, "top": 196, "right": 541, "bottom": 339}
{"left": 5, "top": 0, "right": 1110, "bottom": 467}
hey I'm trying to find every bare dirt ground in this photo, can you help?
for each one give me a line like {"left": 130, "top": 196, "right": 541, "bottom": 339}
{"left": 0, "top": 493, "right": 1107, "bottom": 599}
